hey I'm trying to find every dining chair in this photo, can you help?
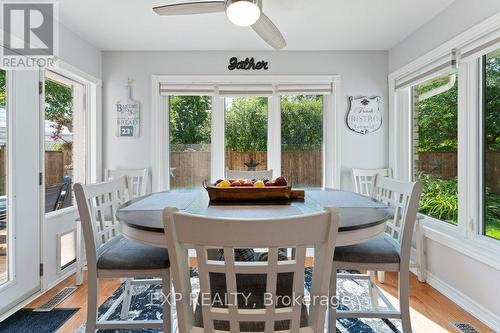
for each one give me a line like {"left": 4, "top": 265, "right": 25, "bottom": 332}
{"left": 106, "top": 168, "right": 149, "bottom": 198}
{"left": 163, "top": 206, "right": 340, "bottom": 333}
{"left": 75, "top": 177, "right": 171, "bottom": 332}
{"left": 329, "top": 176, "right": 422, "bottom": 333}
{"left": 225, "top": 168, "right": 273, "bottom": 180}
{"left": 351, "top": 167, "right": 392, "bottom": 197}
{"left": 76, "top": 168, "right": 149, "bottom": 286}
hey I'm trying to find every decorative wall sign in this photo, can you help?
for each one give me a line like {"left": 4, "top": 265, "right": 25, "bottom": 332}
{"left": 228, "top": 57, "right": 269, "bottom": 71}
{"left": 116, "top": 78, "right": 140, "bottom": 137}
{"left": 346, "top": 96, "right": 382, "bottom": 135}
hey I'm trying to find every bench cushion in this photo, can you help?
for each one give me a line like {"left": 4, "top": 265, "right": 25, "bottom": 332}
{"left": 97, "top": 238, "right": 169, "bottom": 271}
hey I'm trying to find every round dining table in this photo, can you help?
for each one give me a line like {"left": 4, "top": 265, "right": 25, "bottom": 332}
{"left": 117, "top": 189, "right": 391, "bottom": 248}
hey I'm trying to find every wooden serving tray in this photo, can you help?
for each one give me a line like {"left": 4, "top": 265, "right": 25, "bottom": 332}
{"left": 206, "top": 185, "right": 292, "bottom": 202}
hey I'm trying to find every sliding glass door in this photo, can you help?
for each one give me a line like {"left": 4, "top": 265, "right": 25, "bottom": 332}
{"left": 169, "top": 96, "right": 211, "bottom": 189}
{"left": 280, "top": 95, "right": 323, "bottom": 188}
{"left": 225, "top": 97, "right": 268, "bottom": 172}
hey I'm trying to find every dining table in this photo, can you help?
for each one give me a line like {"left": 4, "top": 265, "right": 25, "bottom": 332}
{"left": 116, "top": 189, "right": 391, "bottom": 248}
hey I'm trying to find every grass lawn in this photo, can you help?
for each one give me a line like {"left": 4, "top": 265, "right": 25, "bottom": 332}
{"left": 485, "top": 192, "right": 500, "bottom": 240}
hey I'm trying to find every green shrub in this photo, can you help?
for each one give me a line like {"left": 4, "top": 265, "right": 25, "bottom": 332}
{"left": 417, "top": 173, "right": 458, "bottom": 224}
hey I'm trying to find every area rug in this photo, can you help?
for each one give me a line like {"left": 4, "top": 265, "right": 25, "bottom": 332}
{"left": 0, "top": 308, "right": 79, "bottom": 333}
{"left": 77, "top": 269, "right": 402, "bottom": 333}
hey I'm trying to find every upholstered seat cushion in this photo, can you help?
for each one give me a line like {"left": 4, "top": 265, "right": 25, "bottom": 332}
{"left": 334, "top": 236, "right": 400, "bottom": 264}
{"left": 97, "top": 237, "right": 169, "bottom": 271}
{"left": 194, "top": 272, "right": 308, "bottom": 331}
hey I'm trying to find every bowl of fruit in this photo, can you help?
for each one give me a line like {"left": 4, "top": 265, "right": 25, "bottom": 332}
{"left": 204, "top": 176, "right": 292, "bottom": 203}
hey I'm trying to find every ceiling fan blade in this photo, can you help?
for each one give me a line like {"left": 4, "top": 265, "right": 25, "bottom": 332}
{"left": 153, "top": 1, "right": 225, "bottom": 15}
{"left": 251, "top": 13, "right": 286, "bottom": 50}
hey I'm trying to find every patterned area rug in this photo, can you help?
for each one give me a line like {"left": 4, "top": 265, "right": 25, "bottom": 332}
{"left": 77, "top": 269, "right": 401, "bottom": 333}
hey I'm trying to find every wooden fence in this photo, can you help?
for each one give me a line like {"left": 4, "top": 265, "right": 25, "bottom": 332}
{"left": 0, "top": 149, "right": 71, "bottom": 195}
{"left": 170, "top": 149, "right": 322, "bottom": 188}
{"left": 417, "top": 151, "right": 500, "bottom": 193}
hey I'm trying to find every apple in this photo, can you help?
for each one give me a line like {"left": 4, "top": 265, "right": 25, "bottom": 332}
{"left": 243, "top": 181, "right": 254, "bottom": 187}
{"left": 231, "top": 181, "right": 242, "bottom": 187}
{"left": 274, "top": 176, "right": 287, "bottom": 186}
{"left": 265, "top": 181, "right": 274, "bottom": 186}
{"left": 214, "top": 179, "right": 224, "bottom": 186}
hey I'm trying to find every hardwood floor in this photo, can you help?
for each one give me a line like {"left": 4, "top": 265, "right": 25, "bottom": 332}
{"left": 26, "top": 271, "right": 493, "bottom": 333}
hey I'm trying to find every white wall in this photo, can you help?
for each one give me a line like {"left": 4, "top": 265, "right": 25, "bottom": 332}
{"left": 389, "top": 0, "right": 500, "bottom": 72}
{"left": 102, "top": 51, "right": 388, "bottom": 190}
{"left": 58, "top": 23, "right": 102, "bottom": 78}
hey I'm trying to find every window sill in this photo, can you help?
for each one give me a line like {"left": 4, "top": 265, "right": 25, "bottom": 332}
{"left": 421, "top": 216, "right": 500, "bottom": 270}
{"left": 45, "top": 206, "right": 78, "bottom": 219}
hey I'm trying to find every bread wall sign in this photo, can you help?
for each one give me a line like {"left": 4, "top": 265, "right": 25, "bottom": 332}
{"left": 346, "top": 96, "right": 382, "bottom": 135}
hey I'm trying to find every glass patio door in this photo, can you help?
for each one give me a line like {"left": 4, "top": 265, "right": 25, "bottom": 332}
{"left": 0, "top": 69, "right": 41, "bottom": 314}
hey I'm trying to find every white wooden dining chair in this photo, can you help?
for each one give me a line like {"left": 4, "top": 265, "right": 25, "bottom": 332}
{"left": 106, "top": 168, "right": 149, "bottom": 198}
{"left": 76, "top": 168, "right": 149, "bottom": 286}
{"left": 329, "top": 176, "right": 422, "bottom": 333}
{"left": 225, "top": 168, "right": 273, "bottom": 180}
{"left": 351, "top": 168, "right": 392, "bottom": 197}
{"left": 75, "top": 178, "right": 171, "bottom": 333}
{"left": 164, "top": 206, "right": 340, "bottom": 333}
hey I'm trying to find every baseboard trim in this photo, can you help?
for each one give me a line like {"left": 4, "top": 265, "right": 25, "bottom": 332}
{"left": 425, "top": 271, "right": 500, "bottom": 331}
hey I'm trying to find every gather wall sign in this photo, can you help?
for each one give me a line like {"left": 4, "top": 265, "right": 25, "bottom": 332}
{"left": 228, "top": 57, "right": 269, "bottom": 71}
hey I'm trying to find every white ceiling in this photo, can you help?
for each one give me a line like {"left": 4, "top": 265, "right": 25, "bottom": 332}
{"left": 57, "top": 0, "right": 455, "bottom": 51}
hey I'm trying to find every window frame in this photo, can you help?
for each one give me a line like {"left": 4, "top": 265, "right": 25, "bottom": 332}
{"left": 388, "top": 40, "right": 500, "bottom": 269}
{"left": 151, "top": 75, "right": 341, "bottom": 192}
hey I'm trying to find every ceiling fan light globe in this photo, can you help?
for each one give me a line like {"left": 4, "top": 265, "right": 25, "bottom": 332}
{"left": 226, "top": 0, "right": 261, "bottom": 27}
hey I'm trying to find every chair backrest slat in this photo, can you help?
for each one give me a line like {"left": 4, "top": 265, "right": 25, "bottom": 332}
{"left": 372, "top": 176, "right": 422, "bottom": 271}
{"left": 164, "top": 206, "right": 339, "bottom": 333}
{"left": 351, "top": 168, "right": 392, "bottom": 197}
{"left": 226, "top": 169, "right": 273, "bottom": 181}
{"left": 74, "top": 177, "right": 130, "bottom": 270}
{"left": 106, "top": 168, "right": 149, "bottom": 199}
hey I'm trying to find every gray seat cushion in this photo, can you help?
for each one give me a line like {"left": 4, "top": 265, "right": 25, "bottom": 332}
{"left": 334, "top": 236, "right": 400, "bottom": 264}
{"left": 194, "top": 272, "right": 308, "bottom": 331}
{"left": 97, "top": 238, "right": 169, "bottom": 271}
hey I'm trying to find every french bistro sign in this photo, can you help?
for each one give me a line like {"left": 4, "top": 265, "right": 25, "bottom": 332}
{"left": 346, "top": 96, "right": 382, "bottom": 135}
{"left": 228, "top": 57, "right": 269, "bottom": 71}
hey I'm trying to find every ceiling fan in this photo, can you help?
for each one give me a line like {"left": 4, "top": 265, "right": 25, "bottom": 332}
{"left": 153, "top": 0, "right": 286, "bottom": 50}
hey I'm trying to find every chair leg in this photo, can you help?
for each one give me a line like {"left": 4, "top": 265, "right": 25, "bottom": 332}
{"left": 328, "top": 264, "right": 337, "bottom": 333}
{"left": 162, "top": 269, "right": 171, "bottom": 333}
{"left": 120, "top": 278, "right": 133, "bottom": 320}
{"left": 415, "top": 219, "right": 426, "bottom": 282}
{"left": 377, "top": 271, "right": 385, "bottom": 283}
{"left": 76, "top": 221, "right": 84, "bottom": 286}
{"left": 86, "top": 274, "right": 99, "bottom": 333}
{"left": 399, "top": 271, "right": 412, "bottom": 333}
{"left": 369, "top": 271, "right": 380, "bottom": 310}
